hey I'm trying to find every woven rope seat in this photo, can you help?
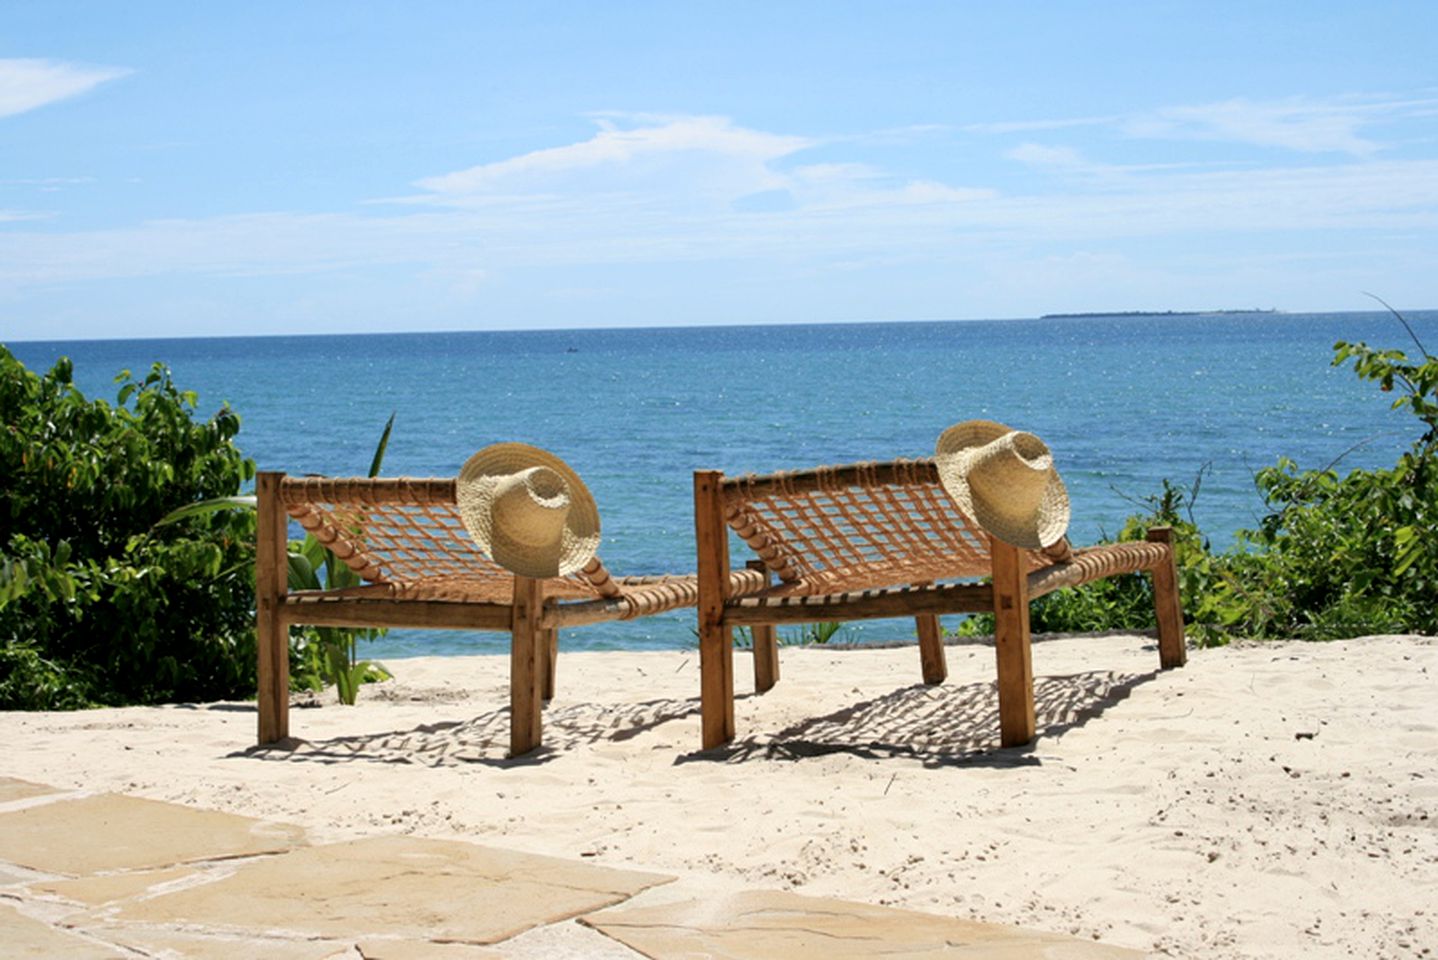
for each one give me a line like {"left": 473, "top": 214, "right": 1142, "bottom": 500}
{"left": 277, "top": 477, "right": 763, "bottom": 618}
{"left": 718, "top": 459, "right": 1171, "bottom": 599}
{"left": 691, "top": 458, "right": 1188, "bottom": 751}
{"left": 254, "top": 473, "right": 765, "bottom": 755}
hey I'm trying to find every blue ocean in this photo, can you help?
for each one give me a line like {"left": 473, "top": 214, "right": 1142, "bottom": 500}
{"left": 10, "top": 311, "right": 1436, "bottom": 658}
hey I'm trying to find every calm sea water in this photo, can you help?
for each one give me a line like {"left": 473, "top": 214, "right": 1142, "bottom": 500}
{"left": 10, "top": 311, "right": 1436, "bottom": 658}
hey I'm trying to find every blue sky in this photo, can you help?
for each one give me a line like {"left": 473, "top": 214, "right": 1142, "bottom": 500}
{"left": 3, "top": 1, "right": 1436, "bottom": 340}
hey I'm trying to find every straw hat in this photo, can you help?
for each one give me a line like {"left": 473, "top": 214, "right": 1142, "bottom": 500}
{"left": 456, "top": 443, "right": 601, "bottom": 579}
{"left": 934, "top": 420, "right": 1070, "bottom": 550}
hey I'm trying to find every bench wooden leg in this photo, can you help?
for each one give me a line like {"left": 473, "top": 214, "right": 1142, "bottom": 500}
{"left": 256, "top": 471, "right": 290, "bottom": 745}
{"left": 541, "top": 627, "right": 559, "bottom": 702}
{"left": 1146, "top": 527, "right": 1188, "bottom": 669}
{"left": 916, "top": 613, "right": 947, "bottom": 685}
{"left": 746, "top": 561, "right": 779, "bottom": 694}
{"left": 699, "top": 619, "right": 735, "bottom": 748}
{"left": 752, "top": 624, "right": 779, "bottom": 693}
{"left": 510, "top": 577, "right": 544, "bottom": 756}
{"left": 990, "top": 538, "right": 1036, "bottom": 747}
{"left": 695, "top": 470, "right": 735, "bottom": 749}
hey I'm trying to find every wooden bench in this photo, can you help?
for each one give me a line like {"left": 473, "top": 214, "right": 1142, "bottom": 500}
{"left": 255, "top": 472, "right": 764, "bottom": 755}
{"left": 692, "top": 459, "right": 1186, "bottom": 750}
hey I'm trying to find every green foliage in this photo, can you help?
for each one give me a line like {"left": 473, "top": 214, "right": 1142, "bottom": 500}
{"left": 158, "top": 414, "right": 397, "bottom": 703}
{"left": 284, "top": 496, "right": 393, "bottom": 703}
{"left": 0, "top": 347, "right": 257, "bottom": 707}
{"left": 723, "top": 620, "right": 844, "bottom": 649}
{"left": 0, "top": 639, "right": 91, "bottom": 710}
{"left": 790, "top": 620, "right": 845, "bottom": 645}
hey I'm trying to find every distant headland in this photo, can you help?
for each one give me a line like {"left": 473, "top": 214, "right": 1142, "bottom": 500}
{"left": 1040, "top": 309, "right": 1281, "bottom": 319}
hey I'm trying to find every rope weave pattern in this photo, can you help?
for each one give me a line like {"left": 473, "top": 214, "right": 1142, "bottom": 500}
{"left": 1028, "top": 541, "right": 1171, "bottom": 596}
{"left": 277, "top": 476, "right": 753, "bottom": 615}
{"left": 722, "top": 458, "right": 1051, "bottom": 594}
{"left": 718, "top": 458, "right": 1169, "bottom": 598}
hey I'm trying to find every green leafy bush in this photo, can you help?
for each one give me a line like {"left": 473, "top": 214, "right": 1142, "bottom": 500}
{"left": 0, "top": 347, "right": 258, "bottom": 706}
{"left": 1209, "top": 332, "right": 1437, "bottom": 639}
{"left": 160, "top": 413, "right": 396, "bottom": 703}
{"left": 953, "top": 476, "right": 1214, "bottom": 639}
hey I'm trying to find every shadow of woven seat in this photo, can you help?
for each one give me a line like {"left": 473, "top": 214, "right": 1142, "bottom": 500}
{"left": 690, "top": 668, "right": 1153, "bottom": 767}
{"left": 243, "top": 696, "right": 706, "bottom": 768}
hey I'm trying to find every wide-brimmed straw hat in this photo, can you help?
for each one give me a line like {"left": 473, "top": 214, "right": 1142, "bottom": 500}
{"left": 935, "top": 420, "right": 1070, "bottom": 550}
{"left": 456, "top": 443, "right": 601, "bottom": 579}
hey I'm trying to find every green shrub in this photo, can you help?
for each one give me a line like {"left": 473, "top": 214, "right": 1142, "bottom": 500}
{"left": 0, "top": 347, "right": 258, "bottom": 706}
{"left": 953, "top": 476, "right": 1217, "bottom": 640}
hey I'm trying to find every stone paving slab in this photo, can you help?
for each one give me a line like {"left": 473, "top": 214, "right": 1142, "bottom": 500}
{"left": 0, "top": 863, "right": 35, "bottom": 887}
{"left": 0, "top": 902, "right": 126, "bottom": 959}
{"left": 28, "top": 865, "right": 198, "bottom": 906}
{"left": 80, "top": 924, "right": 357, "bottom": 960}
{"left": 102, "top": 834, "right": 672, "bottom": 945}
{"left": 0, "top": 792, "right": 306, "bottom": 875}
{"left": 0, "top": 776, "right": 60, "bottom": 804}
{"left": 355, "top": 939, "right": 511, "bottom": 959}
{"left": 581, "top": 890, "right": 1146, "bottom": 959}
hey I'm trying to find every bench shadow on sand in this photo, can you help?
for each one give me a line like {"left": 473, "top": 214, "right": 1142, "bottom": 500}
{"left": 698, "top": 669, "right": 1154, "bottom": 769}
{"left": 236, "top": 668, "right": 1157, "bottom": 769}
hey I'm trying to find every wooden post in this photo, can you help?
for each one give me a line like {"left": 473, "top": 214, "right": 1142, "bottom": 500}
{"left": 990, "top": 537, "right": 1036, "bottom": 747}
{"left": 916, "top": 612, "right": 948, "bottom": 685}
{"left": 540, "top": 627, "right": 559, "bottom": 702}
{"left": 509, "top": 576, "right": 544, "bottom": 756}
{"left": 1146, "top": 527, "right": 1188, "bottom": 669}
{"left": 694, "top": 471, "right": 735, "bottom": 749}
{"left": 255, "top": 472, "right": 290, "bottom": 744}
{"left": 747, "top": 559, "right": 779, "bottom": 693}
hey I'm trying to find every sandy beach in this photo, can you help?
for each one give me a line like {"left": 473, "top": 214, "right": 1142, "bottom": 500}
{"left": 4, "top": 631, "right": 1435, "bottom": 958}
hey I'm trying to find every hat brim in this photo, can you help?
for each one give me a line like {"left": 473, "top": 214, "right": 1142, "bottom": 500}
{"left": 457, "top": 443, "right": 601, "bottom": 578}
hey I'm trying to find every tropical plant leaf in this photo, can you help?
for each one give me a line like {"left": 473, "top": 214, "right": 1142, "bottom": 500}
{"left": 153, "top": 496, "right": 257, "bottom": 528}
{"left": 368, "top": 411, "right": 396, "bottom": 478}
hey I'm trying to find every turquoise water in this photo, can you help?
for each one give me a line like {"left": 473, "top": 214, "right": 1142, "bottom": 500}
{"left": 10, "top": 311, "right": 1436, "bottom": 657}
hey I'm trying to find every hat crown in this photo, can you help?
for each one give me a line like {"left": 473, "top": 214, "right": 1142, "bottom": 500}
{"left": 935, "top": 420, "right": 1070, "bottom": 550}
{"left": 456, "top": 442, "right": 602, "bottom": 579}
{"left": 965, "top": 432, "right": 1054, "bottom": 499}
{"left": 490, "top": 467, "right": 571, "bottom": 549}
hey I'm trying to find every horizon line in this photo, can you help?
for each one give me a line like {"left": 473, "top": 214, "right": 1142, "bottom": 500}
{"left": 8, "top": 305, "right": 1433, "bottom": 346}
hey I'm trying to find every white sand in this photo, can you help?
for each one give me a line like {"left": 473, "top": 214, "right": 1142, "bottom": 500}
{"left": 4, "top": 632, "right": 1435, "bottom": 958}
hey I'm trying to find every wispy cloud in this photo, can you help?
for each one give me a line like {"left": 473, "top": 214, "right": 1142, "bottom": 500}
{"left": 977, "top": 93, "right": 1438, "bottom": 156}
{"left": 964, "top": 115, "right": 1118, "bottom": 135}
{"left": 1005, "top": 143, "right": 1087, "bottom": 170}
{"left": 0, "top": 58, "right": 130, "bottom": 119}
{"left": 3, "top": 112, "right": 1435, "bottom": 307}
{"left": 413, "top": 114, "right": 814, "bottom": 202}
{"left": 1127, "top": 96, "right": 1398, "bottom": 155}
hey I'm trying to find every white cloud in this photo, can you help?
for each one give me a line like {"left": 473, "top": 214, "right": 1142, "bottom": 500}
{"left": 0, "top": 58, "right": 130, "bottom": 119}
{"left": 414, "top": 115, "right": 814, "bottom": 201}
{"left": 963, "top": 115, "right": 1118, "bottom": 135}
{"left": 976, "top": 94, "right": 1438, "bottom": 156}
{"left": 1006, "top": 143, "right": 1087, "bottom": 170}
{"left": 3, "top": 112, "right": 1436, "bottom": 319}
{"left": 4, "top": 155, "right": 1435, "bottom": 295}
{"left": 1127, "top": 96, "right": 1385, "bottom": 155}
